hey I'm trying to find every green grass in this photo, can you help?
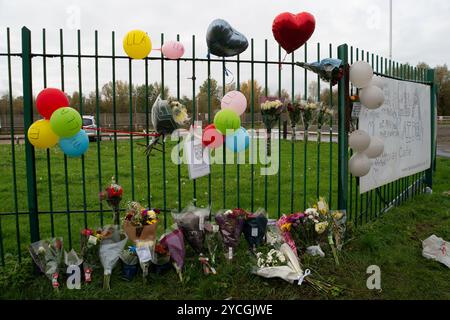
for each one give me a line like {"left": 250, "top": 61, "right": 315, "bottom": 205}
{"left": 0, "top": 138, "right": 338, "bottom": 257}
{"left": 0, "top": 138, "right": 449, "bottom": 300}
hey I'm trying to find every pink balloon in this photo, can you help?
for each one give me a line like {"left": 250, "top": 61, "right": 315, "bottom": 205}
{"left": 161, "top": 40, "right": 185, "bottom": 60}
{"left": 221, "top": 91, "right": 247, "bottom": 116}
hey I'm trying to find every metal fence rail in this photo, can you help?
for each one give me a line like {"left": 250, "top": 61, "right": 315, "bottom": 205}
{"left": 0, "top": 27, "right": 436, "bottom": 266}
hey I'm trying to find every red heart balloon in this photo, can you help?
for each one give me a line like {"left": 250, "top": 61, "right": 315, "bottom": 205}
{"left": 272, "top": 12, "right": 316, "bottom": 54}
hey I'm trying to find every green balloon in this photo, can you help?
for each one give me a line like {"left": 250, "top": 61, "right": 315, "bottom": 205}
{"left": 50, "top": 107, "right": 82, "bottom": 138}
{"left": 214, "top": 109, "right": 241, "bottom": 135}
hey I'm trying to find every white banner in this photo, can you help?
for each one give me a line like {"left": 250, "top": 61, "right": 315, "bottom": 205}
{"left": 359, "top": 77, "right": 431, "bottom": 194}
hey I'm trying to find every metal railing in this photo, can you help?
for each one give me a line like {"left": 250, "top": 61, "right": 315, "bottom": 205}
{"left": 0, "top": 27, "right": 436, "bottom": 266}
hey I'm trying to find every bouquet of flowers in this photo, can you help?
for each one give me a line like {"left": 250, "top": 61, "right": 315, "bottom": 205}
{"left": 80, "top": 228, "right": 99, "bottom": 283}
{"left": 120, "top": 246, "right": 139, "bottom": 281}
{"left": 98, "top": 225, "right": 128, "bottom": 289}
{"left": 160, "top": 229, "right": 186, "bottom": 282}
{"left": 99, "top": 176, "right": 123, "bottom": 226}
{"left": 152, "top": 242, "right": 172, "bottom": 274}
{"left": 123, "top": 201, "right": 159, "bottom": 282}
{"left": 172, "top": 205, "right": 210, "bottom": 254}
{"left": 296, "top": 58, "right": 344, "bottom": 86}
{"left": 260, "top": 97, "right": 284, "bottom": 156}
{"left": 287, "top": 102, "right": 302, "bottom": 135}
{"left": 29, "top": 238, "right": 63, "bottom": 289}
{"left": 300, "top": 101, "right": 319, "bottom": 132}
{"left": 253, "top": 243, "right": 341, "bottom": 295}
{"left": 314, "top": 197, "right": 346, "bottom": 266}
{"left": 253, "top": 243, "right": 308, "bottom": 284}
{"left": 172, "top": 205, "right": 215, "bottom": 274}
{"left": 146, "top": 95, "right": 190, "bottom": 155}
{"left": 243, "top": 208, "right": 268, "bottom": 251}
{"left": 215, "top": 209, "right": 246, "bottom": 261}
{"left": 277, "top": 208, "right": 330, "bottom": 257}
{"left": 316, "top": 105, "right": 334, "bottom": 131}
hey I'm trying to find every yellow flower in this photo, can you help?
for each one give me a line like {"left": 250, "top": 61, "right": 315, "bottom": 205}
{"left": 148, "top": 210, "right": 156, "bottom": 220}
{"left": 281, "top": 223, "right": 292, "bottom": 232}
{"left": 317, "top": 197, "right": 329, "bottom": 215}
{"left": 332, "top": 211, "right": 344, "bottom": 220}
{"left": 315, "top": 222, "right": 329, "bottom": 235}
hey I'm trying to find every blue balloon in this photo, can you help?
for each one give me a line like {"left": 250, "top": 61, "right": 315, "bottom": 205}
{"left": 226, "top": 127, "right": 249, "bottom": 152}
{"left": 59, "top": 130, "right": 89, "bottom": 157}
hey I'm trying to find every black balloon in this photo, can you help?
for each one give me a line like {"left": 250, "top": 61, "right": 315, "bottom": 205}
{"left": 206, "top": 19, "right": 248, "bottom": 57}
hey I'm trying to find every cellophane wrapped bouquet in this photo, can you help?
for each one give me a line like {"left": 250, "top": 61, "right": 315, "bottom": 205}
{"left": 160, "top": 229, "right": 186, "bottom": 282}
{"left": 253, "top": 243, "right": 340, "bottom": 295}
{"left": 97, "top": 225, "right": 128, "bottom": 289}
{"left": 172, "top": 205, "right": 215, "bottom": 275}
{"left": 80, "top": 228, "right": 100, "bottom": 283}
{"left": 29, "top": 238, "right": 63, "bottom": 289}
{"left": 277, "top": 209, "right": 328, "bottom": 257}
{"left": 99, "top": 176, "right": 123, "bottom": 226}
{"left": 215, "top": 209, "right": 246, "bottom": 261}
{"left": 120, "top": 246, "right": 139, "bottom": 281}
{"left": 260, "top": 98, "right": 284, "bottom": 156}
{"left": 243, "top": 208, "right": 268, "bottom": 251}
{"left": 123, "top": 201, "right": 159, "bottom": 283}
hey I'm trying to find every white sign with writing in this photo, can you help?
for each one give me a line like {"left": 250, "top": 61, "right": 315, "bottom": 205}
{"left": 359, "top": 77, "right": 431, "bottom": 194}
{"left": 184, "top": 134, "right": 210, "bottom": 180}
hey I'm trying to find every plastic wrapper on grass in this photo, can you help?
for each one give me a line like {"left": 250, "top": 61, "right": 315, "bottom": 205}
{"left": 243, "top": 208, "right": 268, "bottom": 250}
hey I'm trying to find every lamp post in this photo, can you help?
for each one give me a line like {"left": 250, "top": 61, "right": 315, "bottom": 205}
{"left": 389, "top": 0, "right": 393, "bottom": 59}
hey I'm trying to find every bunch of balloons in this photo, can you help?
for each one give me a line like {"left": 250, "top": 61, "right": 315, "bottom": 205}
{"left": 348, "top": 130, "right": 385, "bottom": 177}
{"left": 350, "top": 61, "right": 386, "bottom": 110}
{"left": 27, "top": 88, "right": 89, "bottom": 157}
{"left": 202, "top": 91, "right": 249, "bottom": 152}
{"left": 123, "top": 30, "right": 184, "bottom": 60}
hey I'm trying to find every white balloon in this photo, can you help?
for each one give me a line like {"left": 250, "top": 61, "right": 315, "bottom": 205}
{"left": 365, "top": 136, "right": 384, "bottom": 159}
{"left": 350, "top": 61, "right": 374, "bottom": 89}
{"left": 349, "top": 130, "right": 371, "bottom": 152}
{"left": 349, "top": 153, "right": 372, "bottom": 177}
{"left": 360, "top": 85, "right": 385, "bottom": 110}
{"left": 370, "top": 76, "right": 385, "bottom": 89}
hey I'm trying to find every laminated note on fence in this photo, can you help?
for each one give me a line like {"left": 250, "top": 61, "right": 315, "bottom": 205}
{"left": 184, "top": 133, "right": 210, "bottom": 180}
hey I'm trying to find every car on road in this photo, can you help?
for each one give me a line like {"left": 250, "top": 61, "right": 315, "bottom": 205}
{"left": 82, "top": 115, "right": 98, "bottom": 142}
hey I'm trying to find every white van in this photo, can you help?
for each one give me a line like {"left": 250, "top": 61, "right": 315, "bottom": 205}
{"left": 82, "top": 115, "right": 98, "bottom": 141}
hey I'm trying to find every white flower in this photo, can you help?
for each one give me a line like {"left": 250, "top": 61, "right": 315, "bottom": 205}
{"left": 38, "top": 246, "right": 46, "bottom": 255}
{"left": 313, "top": 219, "right": 319, "bottom": 224}
{"left": 305, "top": 208, "right": 319, "bottom": 217}
{"left": 261, "top": 100, "right": 282, "bottom": 111}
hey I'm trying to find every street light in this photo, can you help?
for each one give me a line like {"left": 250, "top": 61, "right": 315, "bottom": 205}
{"left": 389, "top": 0, "right": 393, "bottom": 59}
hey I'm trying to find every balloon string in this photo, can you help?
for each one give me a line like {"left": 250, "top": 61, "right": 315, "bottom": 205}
{"left": 279, "top": 52, "right": 289, "bottom": 70}
{"left": 224, "top": 63, "right": 235, "bottom": 86}
{"left": 82, "top": 126, "right": 161, "bottom": 137}
{"left": 153, "top": 48, "right": 162, "bottom": 51}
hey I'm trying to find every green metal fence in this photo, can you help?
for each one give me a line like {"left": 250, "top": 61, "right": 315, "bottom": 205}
{"left": 0, "top": 27, "right": 436, "bottom": 266}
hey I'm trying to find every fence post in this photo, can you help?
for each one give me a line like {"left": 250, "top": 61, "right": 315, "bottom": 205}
{"left": 337, "top": 44, "right": 349, "bottom": 210}
{"left": 425, "top": 68, "right": 436, "bottom": 189}
{"left": 22, "top": 26, "right": 40, "bottom": 243}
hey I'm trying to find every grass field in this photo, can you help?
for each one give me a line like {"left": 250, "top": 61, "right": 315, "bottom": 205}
{"left": 0, "top": 138, "right": 449, "bottom": 300}
{"left": 0, "top": 138, "right": 338, "bottom": 258}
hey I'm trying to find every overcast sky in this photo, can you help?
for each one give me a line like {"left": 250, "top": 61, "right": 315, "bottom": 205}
{"left": 1, "top": 0, "right": 449, "bottom": 99}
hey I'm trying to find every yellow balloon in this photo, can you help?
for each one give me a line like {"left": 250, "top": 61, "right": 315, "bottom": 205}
{"left": 27, "top": 119, "right": 59, "bottom": 149}
{"left": 123, "top": 30, "right": 152, "bottom": 59}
